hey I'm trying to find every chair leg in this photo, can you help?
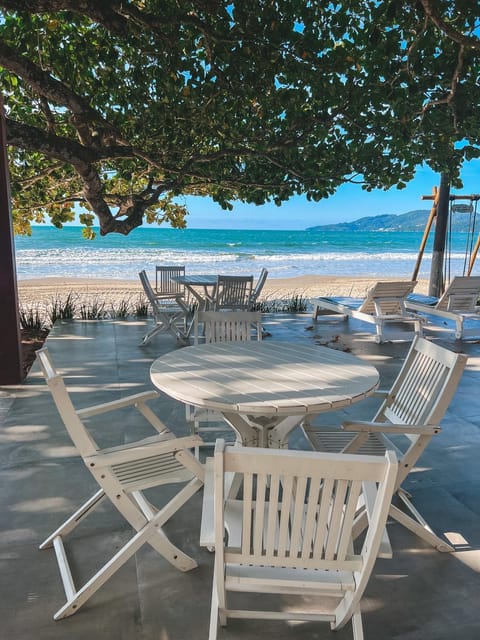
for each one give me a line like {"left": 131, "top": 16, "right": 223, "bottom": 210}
{"left": 140, "top": 323, "right": 165, "bottom": 345}
{"left": 44, "top": 477, "right": 203, "bottom": 619}
{"left": 165, "top": 314, "right": 188, "bottom": 342}
{"left": 39, "top": 489, "right": 106, "bottom": 550}
{"left": 352, "top": 496, "right": 454, "bottom": 552}
{"left": 51, "top": 479, "right": 202, "bottom": 620}
{"left": 389, "top": 502, "right": 454, "bottom": 552}
{"left": 374, "top": 321, "right": 384, "bottom": 344}
{"left": 141, "top": 313, "right": 189, "bottom": 345}
{"left": 209, "top": 580, "right": 220, "bottom": 640}
{"left": 351, "top": 608, "right": 365, "bottom": 640}
{"left": 52, "top": 504, "right": 182, "bottom": 619}
{"left": 455, "top": 317, "right": 464, "bottom": 340}
{"left": 130, "top": 479, "right": 204, "bottom": 570}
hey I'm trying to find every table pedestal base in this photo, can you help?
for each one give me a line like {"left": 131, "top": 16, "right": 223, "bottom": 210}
{"left": 221, "top": 413, "right": 307, "bottom": 448}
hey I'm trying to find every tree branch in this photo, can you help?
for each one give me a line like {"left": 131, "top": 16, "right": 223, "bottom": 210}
{"left": 419, "top": 0, "right": 480, "bottom": 50}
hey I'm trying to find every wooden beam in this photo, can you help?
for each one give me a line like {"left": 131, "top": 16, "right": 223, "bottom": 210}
{"left": 412, "top": 187, "right": 438, "bottom": 282}
{"left": 0, "top": 94, "right": 23, "bottom": 384}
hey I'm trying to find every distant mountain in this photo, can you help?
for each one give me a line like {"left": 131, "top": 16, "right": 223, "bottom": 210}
{"left": 306, "top": 209, "right": 476, "bottom": 232}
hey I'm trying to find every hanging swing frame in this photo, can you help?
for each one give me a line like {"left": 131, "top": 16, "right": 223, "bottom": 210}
{"left": 412, "top": 190, "right": 480, "bottom": 292}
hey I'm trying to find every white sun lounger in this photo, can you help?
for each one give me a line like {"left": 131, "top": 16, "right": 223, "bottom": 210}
{"left": 405, "top": 275, "right": 480, "bottom": 340}
{"left": 311, "top": 280, "right": 423, "bottom": 343}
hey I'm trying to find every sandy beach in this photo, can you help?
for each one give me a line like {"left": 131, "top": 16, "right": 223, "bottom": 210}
{"left": 17, "top": 275, "right": 429, "bottom": 308}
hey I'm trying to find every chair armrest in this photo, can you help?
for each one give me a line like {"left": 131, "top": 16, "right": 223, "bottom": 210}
{"left": 200, "top": 457, "right": 215, "bottom": 548}
{"left": 372, "top": 389, "right": 389, "bottom": 398}
{"left": 342, "top": 420, "right": 442, "bottom": 435}
{"left": 405, "top": 300, "right": 435, "bottom": 312}
{"left": 85, "top": 435, "right": 205, "bottom": 469}
{"left": 77, "top": 391, "right": 159, "bottom": 418}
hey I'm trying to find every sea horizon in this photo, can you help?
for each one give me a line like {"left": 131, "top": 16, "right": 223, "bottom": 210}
{"left": 14, "top": 226, "right": 479, "bottom": 281}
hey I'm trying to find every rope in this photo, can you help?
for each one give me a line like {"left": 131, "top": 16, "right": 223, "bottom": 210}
{"left": 444, "top": 199, "right": 453, "bottom": 286}
{"left": 463, "top": 199, "right": 478, "bottom": 275}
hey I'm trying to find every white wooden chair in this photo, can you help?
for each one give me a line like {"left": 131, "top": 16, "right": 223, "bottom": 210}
{"left": 405, "top": 275, "right": 480, "bottom": 339}
{"left": 200, "top": 440, "right": 397, "bottom": 640}
{"left": 139, "top": 269, "right": 189, "bottom": 344}
{"left": 249, "top": 267, "right": 269, "bottom": 309}
{"left": 193, "top": 309, "right": 263, "bottom": 345}
{"left": 303, "top": 336, "right": 468, "bottom": 552}
{"left": 155, "top": 265, "right": 187, "bottom": 299}
{"left": 187, "top": 310, "right": 263, "bottom": 455}
{"left": 37, "top": 348, "right": 204, "bottom": 619}
{"left": 207, "top": 275, "right": 254, "bottom": 311}
{"left": 311, "top": 280, "right": 423, "bottom": 343}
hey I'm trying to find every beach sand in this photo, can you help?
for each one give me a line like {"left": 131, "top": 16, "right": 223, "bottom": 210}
{"left": 17, "top": 275, "right": 429, "bottom": 307}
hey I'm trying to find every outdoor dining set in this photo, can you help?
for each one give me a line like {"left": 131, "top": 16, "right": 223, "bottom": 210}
{"left": 34, "top": 266, "right": 480, "bottom": 639}
{"left": 138, "top": 266, "right": 268, "bottom": 345}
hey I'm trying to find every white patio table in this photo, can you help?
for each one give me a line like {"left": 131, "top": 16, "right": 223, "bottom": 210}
{"left": 170, "top": 274, "right": 219, "bottom": 337}
{"left": 171, "top": 274, "right": 218, "bottom": 308}
{"left": 150, "top": 341, "right": 379, "bottom": 448}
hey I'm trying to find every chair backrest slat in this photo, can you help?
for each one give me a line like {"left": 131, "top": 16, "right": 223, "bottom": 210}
{"left": 155, "top": 266, "right": 186, "bottom": 298}
{"left": 436, "top": 276, "right": 480, "bottom": 311}
{"left": 194, "top": 310, "right": 262, "bottom": 345}
{"left": 378, "top": 336, "right": 467, "bottom": 427}
{"left": 213, "top": 275, "right": 253, "bottom": 310}
{"left": 360, "top": 281, "right": 416, "bottom": 315}
{"left": 217, "top": 445, "right": 396, "bottom": 572}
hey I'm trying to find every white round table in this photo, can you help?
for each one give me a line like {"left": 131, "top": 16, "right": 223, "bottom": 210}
{"left": 150, "top": 341, "right": 379, "bottom": 448}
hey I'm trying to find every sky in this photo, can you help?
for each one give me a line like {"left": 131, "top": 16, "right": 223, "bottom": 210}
{"left": 178, "top": 159, "right": 480, "bottom": 230}
{"left": 56, "top": 158, "right": 479, "bottom": 231}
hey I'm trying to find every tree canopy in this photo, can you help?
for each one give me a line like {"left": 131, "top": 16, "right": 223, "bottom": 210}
{"left": 1, "top": 0, "right": 479, "bottom": 237}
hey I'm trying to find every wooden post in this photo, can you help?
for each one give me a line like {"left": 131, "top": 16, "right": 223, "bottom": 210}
{"left": 412, "top": 187, "right": 438, "bottom": 282}
{"left": 467, "top": 233, "right": 480, "bottom": 276}
{"left": 429, "top": 173, "right": 450, "bottom": 297}
{"left": 0, "top": 94, "right": 23, "bottom": 383}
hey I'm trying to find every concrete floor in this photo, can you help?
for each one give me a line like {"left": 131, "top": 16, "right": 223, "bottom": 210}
{"left": 1, "top": 311, "right": 480, "bottom": 640}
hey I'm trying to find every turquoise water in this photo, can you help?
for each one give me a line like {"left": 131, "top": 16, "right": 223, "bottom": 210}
{"left": 14, "top": 226, "right": 479, "bottom": 280}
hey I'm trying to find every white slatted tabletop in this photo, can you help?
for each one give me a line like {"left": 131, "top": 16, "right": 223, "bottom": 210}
{"left": 150, "top": 342, "right": 379, "bottom": 448}
{"left": 172, "top": 274, "right": 218, "bottom": 306}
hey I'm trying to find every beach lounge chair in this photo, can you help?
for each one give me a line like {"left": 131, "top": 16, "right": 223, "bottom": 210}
{"left": 139, "top": 269, "right": 189, "bottom": 344}
{"left": 37, "top": 348, "right": 204, "bottom": 619}
{"left": 303, "top": 336, "right": 468, "bottom": 552}
{"left": 405, "top": 275, "right": 480, "bottom": 340}
{"left": 187, "top": 310, "right": 263, "bottom": 455}
{"left": 311, "top": 280, "right": 423, "bottom": 343}
{"left": 200, "top": 439, "right": 397, "bottom": 640}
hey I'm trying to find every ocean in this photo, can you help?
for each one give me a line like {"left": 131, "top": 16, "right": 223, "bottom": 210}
{"left": 13, "top": 226, "right": 479, "bottom": 281}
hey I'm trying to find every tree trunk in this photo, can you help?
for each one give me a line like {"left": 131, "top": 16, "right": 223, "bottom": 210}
{"left": 428, "top": 172, "right": 450, "bottom": 298}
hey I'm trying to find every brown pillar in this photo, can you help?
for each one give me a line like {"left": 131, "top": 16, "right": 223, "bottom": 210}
{"left": 0, "top": 94, "right": 23, "bottom": 383}
{"left": 428, "top": 173, "right": 450, "bottom": 298}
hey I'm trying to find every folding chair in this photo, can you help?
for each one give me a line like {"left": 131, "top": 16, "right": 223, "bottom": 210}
{"left": 406, "top": 275, "right": 480, "bottom": 339}
{"left": 186, "top": 310, "right": 263, "bottom": 455}
{"left": 303, "top": 336, "right": 468, "bottom": 552}
{"left": 155, "top": 265, "right": 187, "bottom": 299}
{"left": 37, "top": 348, "right": 204, "bottom": 619}
{"left": 311, "top": 280, "right": 423, "bottom": 343}
{"left": 139, "top": 269, "right": 189, "bottom": 344}
{"left": 207, "top": 275, "right": 253, "bottom": 311}
{"left": 249, "top": 268, "right": 269, "bottom": 309}
{"left": 201, "top": 440, "right": 397, "bottom": 640}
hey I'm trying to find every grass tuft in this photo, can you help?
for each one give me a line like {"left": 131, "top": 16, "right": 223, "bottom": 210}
{"left": 19, "top": 291, "right": 310, "bottom": 329}
{"left": 19, "top": 304, "right": 47, "bottom": 334}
